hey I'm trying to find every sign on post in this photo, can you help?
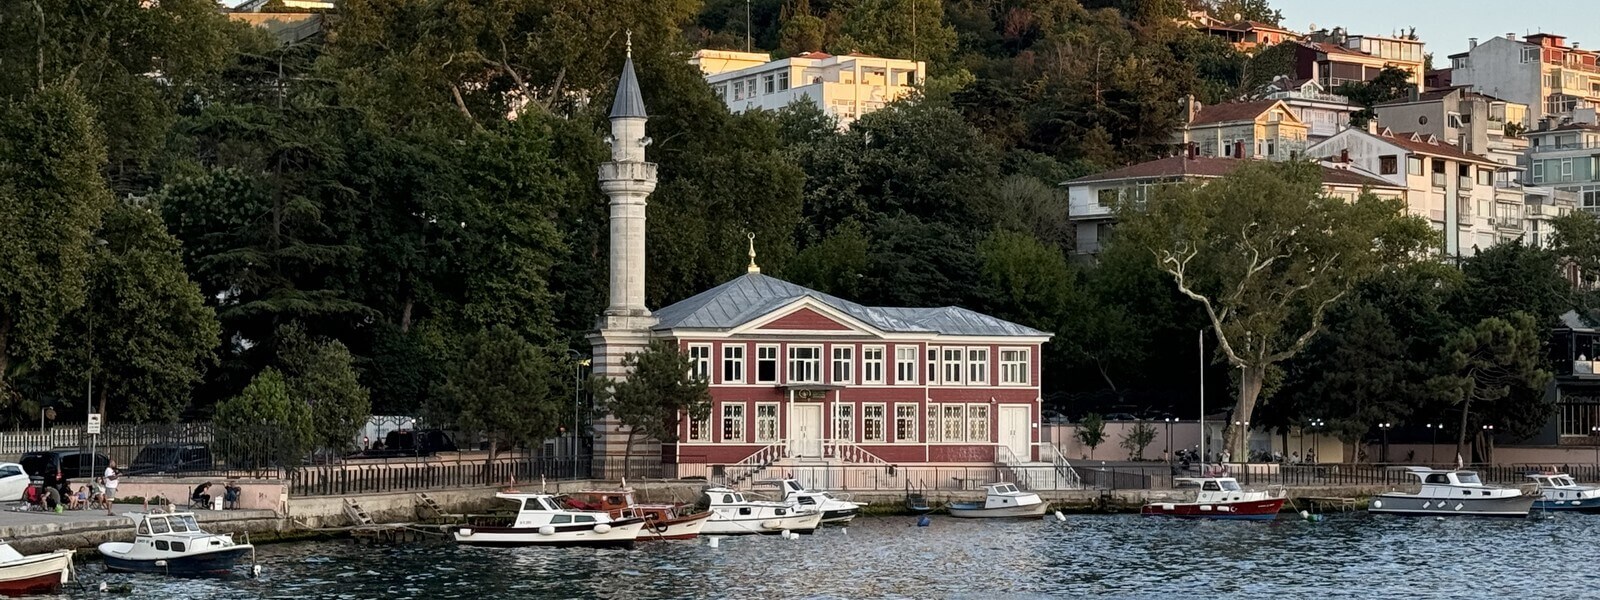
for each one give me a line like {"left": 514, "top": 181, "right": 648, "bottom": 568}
{"left": 87, "top": 413, "right": 102, "bottom": 435}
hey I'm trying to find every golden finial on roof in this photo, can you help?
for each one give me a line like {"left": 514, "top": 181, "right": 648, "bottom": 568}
{"left": 747, "top": 232, "right": 761, "bottom": 274}
{"left": 626, "top": 29, "right": 633, "bottom": 59}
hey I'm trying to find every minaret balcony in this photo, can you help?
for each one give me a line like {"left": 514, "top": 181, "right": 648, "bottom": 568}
{"left": 598, "top": 161, "right": 658, "bottom": 183}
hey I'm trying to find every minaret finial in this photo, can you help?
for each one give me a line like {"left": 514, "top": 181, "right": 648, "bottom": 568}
{"left": 746, "top": 232, "right": 760, "bottom": 274}
{"left": 626, "top": 29, "right": 633, "bottom": 59}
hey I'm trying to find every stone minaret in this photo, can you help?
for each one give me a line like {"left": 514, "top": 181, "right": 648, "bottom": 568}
{"left": 587, "top": 37, "right": 660, "bottom": 476}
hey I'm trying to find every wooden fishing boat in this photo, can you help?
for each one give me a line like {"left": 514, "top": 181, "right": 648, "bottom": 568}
{"left": 564, "top": 489, "right": 712, "bottom": 540}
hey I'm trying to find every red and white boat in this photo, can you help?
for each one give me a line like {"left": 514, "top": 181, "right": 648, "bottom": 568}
{"left": 1141, "top": 477, "right": 1286, "bottom": 520}
{"left": 0, "top": 544, "right": 72, "bottom": 596}
{"left": 564, "top": 489, "right": 712, "bottom": 541}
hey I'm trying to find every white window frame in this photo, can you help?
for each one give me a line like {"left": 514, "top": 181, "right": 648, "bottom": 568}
{"left": 862, "top": 403, "right": 886, "bottom": 443}
{"left": 941, "top": 404, "right": 965, "bottom": 442}
{"left": 926, "top": 347, "right": 939, "bottom": 385}
{"left": 942, "top": 348, "right": 964, "bottom": 385}
{"left": 831, "top": 346, "right": 854, "bottom": 385}
{"left": 1533, "top": 161, "right": 1545, "bottom": 182}
{"left": 755, "top": 402, "right": 779, "bottom": 443}
{"left": 689, "top": 344, "right": 712, "bottom": 381}
{"left": 967, "top": 403, "right": 990, "bottom": 443}
{"left": 788, "top": 345, "right": 822, "bottom": 384}
{"left": 833, "top": 403, "right": 854, "bottom": 442}
{"left": 722, "top": 344, "right": 745, "bottom": 384}
{"left": 926, "top": 404, "right": 941, "bottom": 442}
{"left": 722, "top": 402, "right": 746, "bottom": 443}
{"left": 862, "top": 346, "right": 886, "bottom": 384}
{"left": 895, "top": 403, "right": 918, "bottom": 443}
{"left": 1000, "top": 348, "right": 1030, "bottom": 385}
{"left": 895, "top": 346, "right": 918, "bottom": 384}
{"left": 966, "top": 348, "right": 989, "bottom": 385}
{"left": 688, "top": 410, "right": 711, "bottom": 442}
{"left": 756, "top": 344, "right": 779, "bottom": 383}
{"left": 1563, "top": 158, "right": 1575, "bottom": 181}
{"left": 777, "top": 71, "right": 790, "bottom": 90}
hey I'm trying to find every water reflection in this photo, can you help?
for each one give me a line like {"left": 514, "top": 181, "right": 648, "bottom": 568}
{"left": 57, "top": 514, "right": 1596, "bottom": 599}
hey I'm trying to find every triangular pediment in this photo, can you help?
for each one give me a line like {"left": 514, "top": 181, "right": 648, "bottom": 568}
{"left": 735, "top": 297, "right": 886, "bottom": 337}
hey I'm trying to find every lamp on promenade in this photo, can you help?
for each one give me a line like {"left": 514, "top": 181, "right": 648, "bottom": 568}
{"left": 1426, "top": 424, "right": 1442, "bottom": 464}
{"left": 1378, "top": 423, "right": 1392, "bottom": 464}
{"left": 1591, "top": 426, "right": 1600, "bottom": 472}
{"left": 1164, "top": 418, "right": 1174, "bottom": 463}
{"left": 565, "top": 349, "right": 591, "bottom": 477}
{"left": 1310, "top": 419, "right": 1324, "bottom": 464}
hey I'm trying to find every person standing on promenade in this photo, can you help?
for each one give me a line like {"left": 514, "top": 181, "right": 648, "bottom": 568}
{"left": 104, "top": 459, "right": 119, "bottom": 515}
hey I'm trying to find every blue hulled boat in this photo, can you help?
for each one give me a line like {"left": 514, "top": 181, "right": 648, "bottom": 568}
{"left": 98, "top": 510, "right": 255, "bottom": 576}
{"left": 1528, "top": 472, "right": 1600, "bottom": 513}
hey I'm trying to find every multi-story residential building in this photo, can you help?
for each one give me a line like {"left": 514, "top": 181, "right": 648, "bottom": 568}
{"left": 1295, "top": 29, "right": 1427, "bottom": 91}
{"left": 592, "top": 49, "right": 1063, "bottom": 483}
{"left": 1176, "top": 98, "right": 1310, "bottom": 160}
{"left": 1451, "top": 33, "right": 1600, "bottom": 127}
{"left": 1526, "top": 117, "right": 1600, "bottom": 211}
{"left": 690, "top": 49, "right": 925, "bottom": 127}
{"left": 1063, "top": 155, "right": 1406, "bottom": 256}
{"left": 1260, "top": 77, "right": 1359, "bottom": 141}
{"left": 1308, "top": 128, "right": 1511, "bottom": 256}
{"left": 1373, "top": 87, "right": 1540, "bottom": 243}
{"left": 1524, "top": 185, "right": 1578, "bottom": 248}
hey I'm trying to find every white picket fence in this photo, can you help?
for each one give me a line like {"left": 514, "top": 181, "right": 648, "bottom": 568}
{"left": 0, "top": 428, "right": 88, "bottom": 457}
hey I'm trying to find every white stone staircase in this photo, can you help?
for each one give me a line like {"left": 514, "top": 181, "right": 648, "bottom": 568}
{"left": 999, "top": 443, "right": 1083, "bottom": 491}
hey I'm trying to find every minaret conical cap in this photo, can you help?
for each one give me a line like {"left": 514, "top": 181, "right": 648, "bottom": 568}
{"left": 610, "top": 50, "right": 648, "bottom": 119}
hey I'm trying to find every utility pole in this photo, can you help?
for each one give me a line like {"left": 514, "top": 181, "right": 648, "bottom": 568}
{"left": 911, "top": 0, "right": 917, "bottom": 61}
{"left": 746, "top": 0, "right": 752, "bottom": 52}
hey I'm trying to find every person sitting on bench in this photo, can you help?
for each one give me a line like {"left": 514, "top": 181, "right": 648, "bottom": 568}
{"left": 191, "top": 481, "right": 214, "bottom": 509}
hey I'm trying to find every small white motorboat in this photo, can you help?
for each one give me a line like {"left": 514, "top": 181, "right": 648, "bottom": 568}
{"left": 0, "top": 544, "right": 72, "bottom": 596}
{"left": 700, "top": 487, "right": 822, "bottom": 535}
{"left": 1369, "top": 467, "right": 1536, "bottom": 518}
{"left": 1527, "top": 472, "right": 1600, "bottom": 513}
{"left": 762, "top": 479, "right": 862, "bottom": 524}
{"left": 98, "top": 510, "right": 254, "bottom": 576}
{"left": 947, "top": 483, "right": 1051, "bottom": 518}
{"left": 453, "top": 492, "right": 646, "bottom": 547}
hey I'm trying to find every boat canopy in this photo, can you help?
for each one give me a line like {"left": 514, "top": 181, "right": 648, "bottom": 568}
{"left": 1397, "top": 468, "right": 1485, "bottom": 486}
{"left": 1174, "top": 477, "right": 1242, "bottom": 491}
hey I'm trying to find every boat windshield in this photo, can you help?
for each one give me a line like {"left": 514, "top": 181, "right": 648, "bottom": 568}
{"left": 174, "top": 515, "right": 200, "bottom": 532}
{"left": 149, "top": 517, "right": 171, "bottom": 534}
{"left": 1218, "top": 480, "right": 1241, "bottom": 491}
{"left": 1457, "top": 473, "right": 1483, "bottom": 485}
{"left": 1559, "top": 476, "right": 1577, "bottom": 486}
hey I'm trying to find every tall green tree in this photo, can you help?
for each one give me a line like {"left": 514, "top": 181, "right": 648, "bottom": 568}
{"left": 276, "top": 323, "right": 371, "bottom": 455}
{"left": 30, "top": 200, "right": 220, "bottom": 423}
{"left": 1113, "top": 161, "right": 1435, "bottom": 457}
{"left": 215, "top": 368, "right": 314, "bottom": 475}
{"left": 595, "top": 340, "right": 711, "bottom": 478}
{"left": 0, "top": 84, "right": 111, "bottom": 419}
{"left": 432, "top": 325, "right": 561, "bottom": 458}
{"left": 1429, "top": 313, "right": 1552, "bottom": 463}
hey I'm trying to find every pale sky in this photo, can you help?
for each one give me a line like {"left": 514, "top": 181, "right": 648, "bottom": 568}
{"left": 1273, "top": 0, "right": 1598, "bottom": 62}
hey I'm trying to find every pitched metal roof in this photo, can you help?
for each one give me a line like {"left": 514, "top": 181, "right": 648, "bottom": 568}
{"left": 1065, "top": 156, "right": 1402, "bottom": 190}
{"left": 610, "top": 57, "right": 647, "bottom": 119}
{"left": 652, "top": 273, "right": 1048, "bottom": 337}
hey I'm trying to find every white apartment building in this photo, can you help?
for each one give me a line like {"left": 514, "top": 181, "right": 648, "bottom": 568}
{"left": 1063, "top": 155, "right": 1404, "bottom": 256}
{"left": 1450, "top": 33, "right": 1600, "bottom": 127}
{"left": 1261, "top": 77, "right": 1358, "bottom": 141}
{"left": 1308, "top": 128, "right": 1510, "bottom": 257}
{"left": 690, "top": 50, "right": 926, "bottom": 126}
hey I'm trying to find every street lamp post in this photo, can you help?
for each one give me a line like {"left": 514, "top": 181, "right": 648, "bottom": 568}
{"left": 565, "top": 350, "right": 591, "bottom": 478}
{"left": 1378, "top": 423, "right": 1392, "bottom": 464}
{"left": 1591, "top": 426, "right": 1600, "bottom": 473}
{"left": 1164, "top": 418, "right": 1174, "bottom": 464}
{"left": 1310, "top": 419, "right": 1324, "bottom": 464}
{"left": 1426, "top": 424, "right": 1442, "bottom": 464}
{"left": 1481, "top": 424, "right": 1495, "bottom": 465}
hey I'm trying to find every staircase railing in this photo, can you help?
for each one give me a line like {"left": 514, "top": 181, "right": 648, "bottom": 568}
{"left": 996, "top": 445, "right": 1042, "bottom": 491}
{"left": 725, "top": 442, "right": 787, "bottom": 488}
{"left": 822, "top": 439, "right": 892, "bottom": 465}
{"left": 1037, "top": 442, "right": 1084, "bottom": 490}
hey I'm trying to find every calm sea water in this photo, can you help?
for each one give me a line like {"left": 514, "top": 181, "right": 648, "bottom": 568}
{"left": 50, "top": 513, "right": 1600, "bottom": 598}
